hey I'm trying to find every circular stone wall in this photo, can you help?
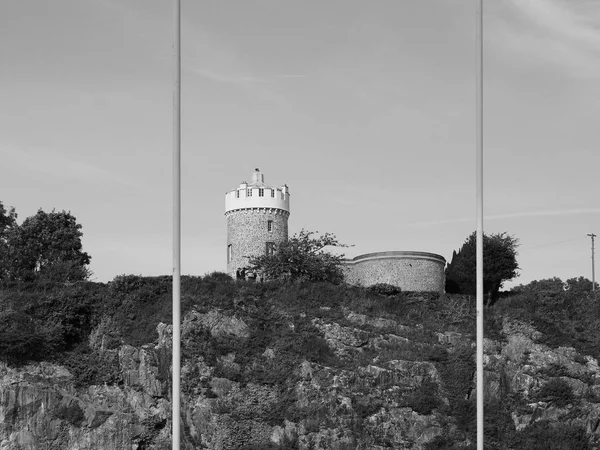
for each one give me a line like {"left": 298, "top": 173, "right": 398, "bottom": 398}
{"left": 343, "top": 251, "right": 446, "bottom": 293}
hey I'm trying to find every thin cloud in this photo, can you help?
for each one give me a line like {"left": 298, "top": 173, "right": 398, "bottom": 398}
{"left": 185, "top": 67, "right": 289, "bottom": 107}
{"left": 93, "top": 0, "right": 132, "bottom": 15}
{"left": 187, "top": 68, "right": 305, "bottom": 85}
{"left": 94, "top": 0, "right": 302, "bottom": 104}
{"left": 490, "top": 0, "right": 600, "bottom": 78}
{"left": 507, "top": 0, "right": 600, "bottom": 48}
{"left": 4, "top": 145, "right": 146, "bottom": 194}
{"left": 407, "top": 208, "right": 600, "bottom": 227}
{"left": 188, "top": 68, "right": 267, "bottom": 85}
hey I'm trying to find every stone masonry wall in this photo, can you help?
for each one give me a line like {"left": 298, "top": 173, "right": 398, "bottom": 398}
{"left": 226, "top": 208, "right": 289, "bottom": 275}
{"left": 343, "top": 252, "right": 446, "bottom": 293}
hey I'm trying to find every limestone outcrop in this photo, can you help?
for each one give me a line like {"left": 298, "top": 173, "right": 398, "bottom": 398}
{"left": 3, "top": 300, "right": 600, "bottom": 449}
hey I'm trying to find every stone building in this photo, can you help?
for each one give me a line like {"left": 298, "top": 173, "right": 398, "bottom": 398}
{"left": 224, "top": 169, "right": 445, "bottom": 292}
{"left": 224, "top": 168, "right": 290, "bottom": 276}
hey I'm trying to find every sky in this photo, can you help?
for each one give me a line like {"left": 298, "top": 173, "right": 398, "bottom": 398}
{"left": 1, "top": 0, "right": 599, "bottom": 289}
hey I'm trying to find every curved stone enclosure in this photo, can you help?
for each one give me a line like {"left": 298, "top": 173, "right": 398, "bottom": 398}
{"left": 342, "top": 251, "right": 446, "bottom": 293}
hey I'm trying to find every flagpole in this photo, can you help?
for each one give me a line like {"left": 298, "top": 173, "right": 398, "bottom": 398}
{"left": 172, "top": 0, "right": 181, "bottom": 448}
{"left": 476, "top": 0, "right": 484, "bottom": 448}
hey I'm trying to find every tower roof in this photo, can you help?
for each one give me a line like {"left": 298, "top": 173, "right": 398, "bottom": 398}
{"left": 245, "top": 168, "right": 271, "bottom": 188}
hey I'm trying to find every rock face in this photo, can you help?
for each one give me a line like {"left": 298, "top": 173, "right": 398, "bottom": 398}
{"left": 0, "top": 340, "right": 172, "bottom": 450}
{"left": 3, "top": 305, "right": 600, "bottom": 449}
{"left": 481, "top": 318, "right": 600, "bottom": 446}
{"left": 0, "top": 307, "right": 453, "bottom": 449}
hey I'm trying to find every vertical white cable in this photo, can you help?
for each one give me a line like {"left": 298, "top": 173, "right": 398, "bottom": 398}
{"left": 476, "top": 0, "right": 484, "bottom": 448}
{"left": 172, "top": 0, "right": 181, "bottom": 448}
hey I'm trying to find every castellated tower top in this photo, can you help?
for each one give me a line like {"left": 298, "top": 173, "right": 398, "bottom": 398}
{"left": 225, "top": 168, "right": 290, "bottom": 214}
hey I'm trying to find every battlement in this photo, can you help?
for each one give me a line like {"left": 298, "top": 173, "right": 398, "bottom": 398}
{"left": 225, "top": 168, "right": 290, "bottom": 214}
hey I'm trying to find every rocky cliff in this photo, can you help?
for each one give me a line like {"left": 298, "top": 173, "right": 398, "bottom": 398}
{"left": 1, "top": 276, "right": 599, "bottom": 449}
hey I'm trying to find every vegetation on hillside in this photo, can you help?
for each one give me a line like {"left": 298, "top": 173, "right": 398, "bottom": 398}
{"left": 489, "top": 277, "right": 600, "bottom": 360}
{"left": 1, "top": 272, "right": 598, "bottom": 448}
{"left": 0, "top": 274, "right": 475, "bottom": 441}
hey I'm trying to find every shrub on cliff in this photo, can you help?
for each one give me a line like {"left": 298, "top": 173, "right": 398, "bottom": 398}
{"left": 248, "top": 229, "right": 352, "bottom": 284}
{"left": 401, "top": 379, "right": 444, "bottom": 415}
{"left": 105, "top": 275, "right": 173, "bottom": 346}
{"left": 0, "top": 282, "right": 104, "bottom": 365}
{"left": 534, "top": 378, "right": 575, "bottom": 407}
{"left": 368, "top": 283, "right": 401, "bottom": 296}
{"left": 491, "top": 278, "right": 600, "bottom": 360}
{"left": 0, "top": 309, "right": 63, "bottom": 364}
{"left": 60, "top": 346, "right": 123, "bottom": 387}
{"left": 510, "top": 421, "right": 590, "bottom": 450}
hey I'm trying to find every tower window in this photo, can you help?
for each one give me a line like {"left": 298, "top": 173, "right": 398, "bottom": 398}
{"left": 271, "top": 190, "right": 275, "bottom": 198}
{"left": 227, "top": 244, "right": 232, "bottom": 263}
{"left": 266, "top": 242, "right": 275, "bottom": 256}
{"left": 247, "top": 189, "right": 252, "bottom": 197}
{"left": 236, "top": 190, "right": 240, "bottom": 198}
{"left": 259, "top": 188, "right": 264, "bottom": 197}
{"left": 267, "top": 220, "right": 273, "bottom": 232}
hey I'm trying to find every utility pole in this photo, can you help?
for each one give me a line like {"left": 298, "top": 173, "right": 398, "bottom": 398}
{"left": 588, "top": 233, "right": 596, "bottom": 291}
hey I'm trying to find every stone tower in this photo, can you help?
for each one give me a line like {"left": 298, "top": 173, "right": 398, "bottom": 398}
{"left": 225, "top": 168, "right": 290, "bottom": 276}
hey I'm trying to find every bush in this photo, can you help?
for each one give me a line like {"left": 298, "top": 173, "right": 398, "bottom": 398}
{"left": 352, "top": 395, "right": 383, "bottom": 418}
{"left": 368, "top": 283, "right": 402, "bottom": 296}
{"left": 511, "top": 421, "right": 590, "bottom": 449}
{"left": 109, "top": 274, "right": 171, "bottom": 295}
{"left": 104, "top": 276, "right": 172, "bottom": 346}
{"left": 535, "top": 378, "right": 575, "bottom": 407}
{"left": 401, "top": 379, "right": 443, "bottom": 415}
{"left": 437, "top": 344, "right": 475, "bottom": 406}
{"left": 425, "top": 434, "right": 473, "bottom": 450}
{"left": 59, "top": 347, "right": 123, "bottom": 388}
{"left": 0, "top": 309, "right": 64, "bottom": 364}
{"left": 202, "top": 271, "right": 234, "bottom": 283}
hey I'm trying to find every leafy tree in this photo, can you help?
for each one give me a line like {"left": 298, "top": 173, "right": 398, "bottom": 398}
{"left": 0, "top": 201, "right": 17, "bottom": 238}
{"left": 3, "top": 208, "right": 91, "bottom": 283}
{"left": 0, "top": 201, "right": 18, "bottom": 280}
{"left": 445, "top": 231, "right": 519, "bottom": 305}
{"left": 248, "top": 229, "right": 352, "bottom": 284}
